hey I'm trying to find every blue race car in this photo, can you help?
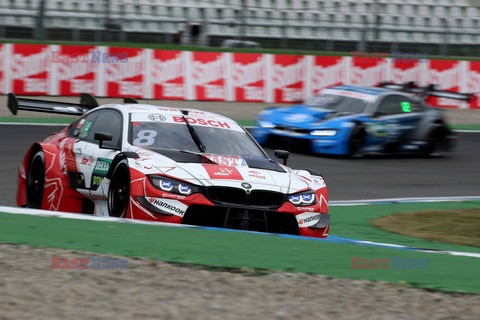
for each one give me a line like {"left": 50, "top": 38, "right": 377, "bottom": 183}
{"left": 253, "top": 83, "right": 471, "bottom": 157}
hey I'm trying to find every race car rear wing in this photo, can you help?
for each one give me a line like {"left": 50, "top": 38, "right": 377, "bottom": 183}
{"left": 378, "top": 81, "right": 473, "bottom": 101}
{"left": 7, "top": 93, "right": 99, "bottom": 116}
{"left": 123, "top": 97, "right": 139, "bottom": 104}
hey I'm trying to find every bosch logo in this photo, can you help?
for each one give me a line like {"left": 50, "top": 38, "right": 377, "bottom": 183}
{"left": 148, "top": 114, "right": 166, "bottom": 121}
{"left": 241, "top": 182, "right": 252, "bottom": 189}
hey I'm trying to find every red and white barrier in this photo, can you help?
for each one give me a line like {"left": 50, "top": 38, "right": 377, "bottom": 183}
{"left": 0, "top": 43, "right": 478, "bottom": 108}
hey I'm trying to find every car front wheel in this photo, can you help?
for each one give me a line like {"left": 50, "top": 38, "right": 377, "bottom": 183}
{"left": 348, "top": 124, "right": 366, "bottom": 158}
{"left": 423, "top": 125, "right": 453, "bottom": 157}
{"left": 108, "top": 160, "right": 130, "bottom": 217}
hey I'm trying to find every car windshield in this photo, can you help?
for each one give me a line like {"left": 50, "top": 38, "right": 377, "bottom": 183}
{"left": 304, "top": 93, "right": 368, "bottom": 114}
{"left": 129, "top": 117, "right": 267, "bottom": 159}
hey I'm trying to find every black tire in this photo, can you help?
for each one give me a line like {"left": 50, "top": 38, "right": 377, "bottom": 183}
{"left": 108, "top": 160, "right": 130, "bottom": 217}
{"left": 26, "top": 150, "right": 45, "bottom": 208}
{"left": 348, "top": 124, "right": 366, "bottom": 158}
{"left": 423, "top": 126, "right": 452, "bottom": 158}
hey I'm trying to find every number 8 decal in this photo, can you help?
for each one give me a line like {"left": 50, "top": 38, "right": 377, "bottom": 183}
{"left": 133, "top": 130, "right": 157, "bottom": 146}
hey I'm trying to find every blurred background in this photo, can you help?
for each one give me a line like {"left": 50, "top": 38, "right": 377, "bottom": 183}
{"left": 1, "top": 0, "right": 480, "bottom": 56}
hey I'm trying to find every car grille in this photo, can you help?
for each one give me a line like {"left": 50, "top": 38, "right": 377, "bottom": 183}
{"left": 267, "top": 135, "right": 312, "bottom": 153}
{"left": 182, "top": 205, "right": 299, "bottom": 235}
{"left": 274, "top": 125, "right": 311, "bottom": 135}
{"left": 205, "top": 187, "right": 285, "bottom": 208}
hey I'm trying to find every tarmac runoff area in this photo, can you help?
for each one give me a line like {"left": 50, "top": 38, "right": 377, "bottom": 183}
{"left": 1, "top": 95, "right": 480, "bottom": 126}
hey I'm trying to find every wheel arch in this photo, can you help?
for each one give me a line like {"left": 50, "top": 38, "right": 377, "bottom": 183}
{"left": 17, "top": 143, "right": 47, "bottom": 207}
{"left": 105, "top": 152, "right": 138, "bottom": 179}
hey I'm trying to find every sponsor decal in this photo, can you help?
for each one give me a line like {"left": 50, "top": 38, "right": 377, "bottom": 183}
{"left": 191, "top": 52, "right": 226, "bottom": 100}
{"left": 232, "top": 53, "right": 266, "bottom": 102}
{"left": 203, "top": 165, "right": 243, "bottom": 180}
{"left": 311, "top": 56, "right": 346, "bottom": 92}
{"left": 80, "top": 156, "right": 95, "bottom": 167}
{"left": 247, "top": 170, "right": 266, "bottom": 180}
{"left": 152, "top": 50, "right": 186, "bottom": 100}
{"left": 104, "top": 47, "right": 145, "bottom": 98}
{"left": 52, "top": 46, "right": 98, "bottom": 95}
{"left": 148, "top": 114, "right": 167, "bottom": 121}
{"left": 202, "top": 154, "right": 242, "bottom": 166}
{"left": 465, "top": 61, "right": 480, "bottom": 109}
{"left": 91, "top": 158, "right": 112, "bottom": 187}
{"left": 91, "top": 176, "right": 104, "bottom": 187}
{"left": 369, "top": 122, "right": 400, "bottom": 138}
{"left": 425, "top": 60, "right": 464, "bottom": 108}
{"left": 297, "top": 207, "right": 315, "bottom": 212}
{"left": 296, "top": 212, "right": 321, "bottom": 227}
{"left": 351, "top": 257, "right": 428, "bottom": 269}
{"left": 11, "top": 44, "right": 51, "bottom": 95}
{"left": 272, "top": 55, "right": 305, "bottom": 103}
{"left": 0, "top": 44, "right": 6, "bottom": 94}
{"left": 93, "top": 158, "right": 112, "bottom": 176}
{"left": 147, "top": 197, "right": 187, "bottom": 217}
{"left": 349, "top": 59, "right": 388, "bottom": 86}
{"left": 161, "top": 193, "right": 186, "bottom": 200}
{"left": 172, "top": 116, "right": 231, "bottom": 129}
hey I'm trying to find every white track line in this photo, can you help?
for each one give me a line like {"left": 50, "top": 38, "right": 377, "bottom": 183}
{"left": 330, "top": 196, "right": 480, "bottom": 206}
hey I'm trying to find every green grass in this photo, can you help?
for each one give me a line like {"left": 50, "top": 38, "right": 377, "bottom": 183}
{"left": 332, "top": 201, "right": 480, "bottom": 253}
{"left": 372, "top": 209, "right": 480, "bottom": 248}
{"left": 1, "top": 202, "right": 480, "bottom": 293}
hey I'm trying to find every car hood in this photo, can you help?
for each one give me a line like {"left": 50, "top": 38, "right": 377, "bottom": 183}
{"left": 128, "top": 147, "right": 312, "bottom": 194}
{"left": 267, "top": 105, "right": 361, "bottom": 128}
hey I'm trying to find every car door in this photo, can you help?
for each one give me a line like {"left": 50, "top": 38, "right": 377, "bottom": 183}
{"left": 370, "top": 94, "right": 423, "bottom": 142}
{"left": 68, "top": 109, "right": 123, "bottom": 193}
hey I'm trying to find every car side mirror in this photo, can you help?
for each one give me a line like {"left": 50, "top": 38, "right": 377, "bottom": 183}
{"left": 94, "top": 132, "right": 113, "bottom": 149}
{"left": 274, "top": 150, "right": 289, "bottom": 165}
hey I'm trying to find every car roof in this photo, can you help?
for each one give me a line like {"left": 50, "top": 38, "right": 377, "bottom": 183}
{"left": 100, "top": 103, "right": 233, "bottom": 121}
{"left": 328, "top": 85, "right": 392, "bottom": 96}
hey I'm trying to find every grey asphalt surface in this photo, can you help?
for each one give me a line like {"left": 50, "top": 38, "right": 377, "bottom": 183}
{"left": 0, "top": 124, "right": 479, "bottom": 205}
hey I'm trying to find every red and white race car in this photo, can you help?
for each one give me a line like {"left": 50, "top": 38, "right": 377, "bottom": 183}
{"left": 9, "top": 94, "right": 330, "bottom": 238}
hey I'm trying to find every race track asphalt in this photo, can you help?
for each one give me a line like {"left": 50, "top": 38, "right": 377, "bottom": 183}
{"left": 0, "top": 124, "right": 479, "bottom": 205}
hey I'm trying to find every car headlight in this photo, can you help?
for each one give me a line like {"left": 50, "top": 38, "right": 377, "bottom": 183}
{"left": 258, "top": 120, "right": 275, "bottom": 128}
{"left": 311, "top": 129, "right": 337, "bottom": 136}
{"left": 148, "top": 176, "right": 200, "bottom": 196}
{"left": 288, "top": 191, "right": 317, "bottom": 206}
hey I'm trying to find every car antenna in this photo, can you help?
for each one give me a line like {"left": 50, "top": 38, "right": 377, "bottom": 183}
{"left": 146, "top": 86, "right": 150, "bottom": 104}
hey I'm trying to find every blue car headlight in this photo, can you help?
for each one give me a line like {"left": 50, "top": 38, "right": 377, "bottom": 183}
{"left": 288, "top": 191, "right": 317, "bottom": 206}
{"left": 311, "top": 129, "right": 337, "bottom": 136}
{"left": 148, "top": 176, "right": 199, "bottom": 196}
{"left": 258, "top": 120, "right": 275, "bottom": 128}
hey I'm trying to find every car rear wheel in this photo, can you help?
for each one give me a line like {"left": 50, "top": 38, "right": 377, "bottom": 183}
{"left": 424, "top": 125, "right": 452, "bottom": 158}
{"left": 108, "top": 160, "right": 130, "bottom": 218}
{"left": 26, "top": 150, "right": 45, "bottom": 208}
{"left": 348, "top": 124, "right": 366, "bottom": 158}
